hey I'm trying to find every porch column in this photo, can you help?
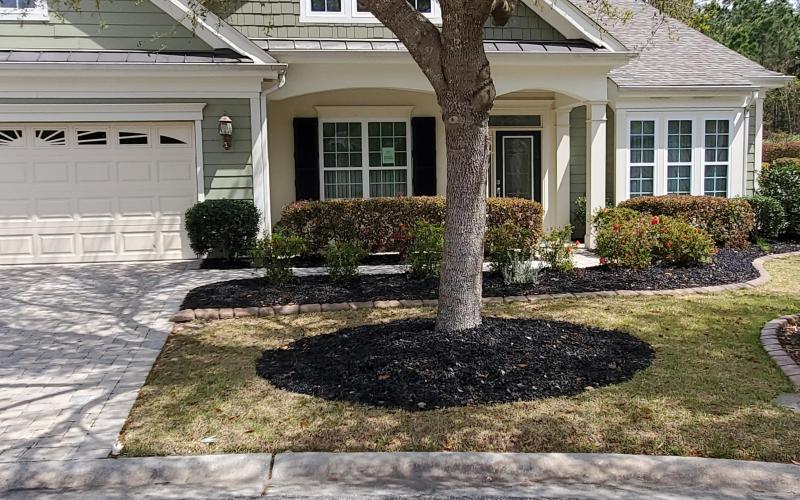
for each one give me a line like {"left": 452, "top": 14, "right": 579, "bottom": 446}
{"left": 250, "top": 92, "right": 271, "bottom": 234}
{"left": 753, "top": 91, "right": 765, "bottom": 191}
{"left": 555, "top": 108, "right": 572, "bottom": 229}
{"left": 585, "top": 102, "right": 607, "bottom": 248}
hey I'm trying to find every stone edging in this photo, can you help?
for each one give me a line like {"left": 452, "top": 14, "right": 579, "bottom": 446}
{"left": 760, "top": 313, "right": 800, "bottom": 388}
{"left": 170, "top": 250, "right": 800, "bottom": 324}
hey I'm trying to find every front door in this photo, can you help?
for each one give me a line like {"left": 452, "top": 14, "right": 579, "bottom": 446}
{"left": 495, "top": 131, "right": 541, "bottom": 202}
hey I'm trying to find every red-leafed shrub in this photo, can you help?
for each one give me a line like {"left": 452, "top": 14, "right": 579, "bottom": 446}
{"left": 276, "top": 196, "right": 543, "bottom": 255}
{"left": 763, "top": 142, "right": 800, "bottom": 163}
{"left": 594, "top": 208, "right": 716, "bottom": 268}
{"left": 619, "top": 195, "right": 754, "bottom": 248}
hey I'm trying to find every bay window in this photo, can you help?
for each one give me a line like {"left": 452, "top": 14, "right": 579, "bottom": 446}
{"left": 704, "top": 119, "right": 729, "bottom": 197}
{"left": 666, "top": 120, "right": 692, "bottom": 195}
{"left": 629, "top": 120, "right": 655, "bottom": 198}
{"left": 320, "top": 119, "right": 411, "bottom": 200}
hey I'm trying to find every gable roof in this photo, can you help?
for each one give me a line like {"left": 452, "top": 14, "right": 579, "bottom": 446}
{"left": 572, "top": 0, "right": 791, "bottom": 89}
{"left": 150, "top": 0, "right": 278, "bottom": 65}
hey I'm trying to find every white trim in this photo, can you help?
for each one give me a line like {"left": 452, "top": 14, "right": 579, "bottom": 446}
{"left": 0, "top": 103, "right": 207, "bottom": 122}
{"left": 753, "top": 92, "right": 764, "bottom": 191}
{"left": 318, "top": 116, "right": 413, "bottom": 201}
{"left": 194, "top": 119, "right": 205, "bottom": 203}
{"left": 150, "top": 0, "right": 279, "bottom": 65}
{"left": 0, "top": 0, "right": 48, "bottom": 22}
{"left": 315, "top": 106, "right": 415, "bottom": 119}
{"left": 299, "top": 0, "right": 441, "bottom": 25}
{"left": 250, "top": 94, "right": 269, "bottom": 233}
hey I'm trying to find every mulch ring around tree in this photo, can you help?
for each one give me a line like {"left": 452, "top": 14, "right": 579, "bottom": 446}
{"left": 182, "top": 243, "right": 800, "bottom": 309}
{"left": 256, "top": 317, "right": 655, "bottom": 411}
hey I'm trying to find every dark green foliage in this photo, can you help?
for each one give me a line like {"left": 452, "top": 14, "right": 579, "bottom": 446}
{"left": 743, "top": 194, "right": 788, "bottom": 239}
{"left": 407, "top": 223, "right": 444, "bottom": 279}
{"left": 486, "top": 222, "right": 536, "bottom": 276}
{"left": 184, "top": 199, "right": 260, "bottom": 261}
{"left": 251, "top": 232, "right": 306, "bottom": 285}
{"left": 758, "top": 158, "right": 800, "bottom": 236}
{"left": 323, "top": 240, "right": 367, "bottom": 283}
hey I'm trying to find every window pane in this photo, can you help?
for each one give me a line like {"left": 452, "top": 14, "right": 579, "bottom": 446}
{"left": 703, "top": 164, "right": 727, "bottom": 197}
{"left": 324, "top": 170, "right": 362, "bottom": 199}
{"left": 667, "top": 165, "right": 691, "bottom": 195}
{"left": 629, "top": 120, "right": 655, "bottom": 168}
{"left": 630, "top": 164, "right": 654, "bottom": 197}
{"left": 369, "top": 169, "right": 408, "bottom": 197}
{"left": 368, "top": 121, "right": 408, "bottom": 167}
{"left": 311, "top": 0, "right": 326, "bottom": 11}
{"left": 667, "top": 120, "right": 691, "bottom": 194}
{"left": 322, "top": 121, "right": 362, "bottom": 168}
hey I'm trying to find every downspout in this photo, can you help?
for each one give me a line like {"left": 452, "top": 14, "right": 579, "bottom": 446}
{"left": 258, "top": 68, "right": 287, "bottom": 234}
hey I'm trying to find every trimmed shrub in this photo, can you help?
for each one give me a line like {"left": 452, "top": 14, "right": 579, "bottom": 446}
{"left": 759, "top": 158, "right": 800, "bottom": 236}
{"left": 538, "top": 225, "right": 576, "bottom": 273}
{"left": 619, "top": 195, "right": 755, "bottom": 248}
{"left": 595, "top": 211, "right": 716, "bottom": 268}
{"left": 652, "top": 217, "right": 716, "bottom": 266}
{"left": 407, "top": 222, "right": 444, "bottom": 279}
{"left": 251, "top": 232, "right": 306, "bottom": 285}
{"left": 276, "top": 196, "right": 543, "bottom": 255}
{"left": 763, "top": 141, "right": 800, "bottom": 163}
{"left": 323, "top": 240, "right": 367, "bottom": 283}
{"left": 486, "top": 222, "right": 536, "bottom": 276}
{"left": 185, "top": 199, "right": 260, "bottom": 261}
{"left": 743, "top": 194, "right": 788, "bottom": 240}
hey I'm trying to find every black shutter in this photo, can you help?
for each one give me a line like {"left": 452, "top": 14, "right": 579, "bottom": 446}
{"left": 293, "top": 117, "right": 320, "bottom": 201}
{"left": 411, "top": 117, "right": 437, "bottom": 196}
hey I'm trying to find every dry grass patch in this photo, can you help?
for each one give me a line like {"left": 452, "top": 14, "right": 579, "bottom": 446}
{"left": 121, "top": 258, "right": 800, "bottom": 462}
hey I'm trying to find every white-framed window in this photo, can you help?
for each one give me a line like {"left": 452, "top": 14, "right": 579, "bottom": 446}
{"left": 320, "top": 118, "right": 411, "bottom": 200}
{"left": 703, "top": 119, "right": 729, "bottom": 197}
{"left": 629, "top": 120, "right": 655, "bottom": 198}
{"left": 301, "top": 0, "right": 441, "bottom": 24}
{"left": 666, "top": 119, "right": 692, "bottom": 195}
{"left": 0, "top": 0, "right": 48, "bottom": 21}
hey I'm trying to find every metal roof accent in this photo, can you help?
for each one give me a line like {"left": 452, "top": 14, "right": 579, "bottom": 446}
{"left": 255, "top": 38, "right": 608, "bottom": 54}
{"left": 0, "top": 49, "right": 253, "bottom": 64}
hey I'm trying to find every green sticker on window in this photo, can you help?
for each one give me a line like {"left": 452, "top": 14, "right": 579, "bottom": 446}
{"left": 381, "top": 146, "right": 395, "bottom": 165}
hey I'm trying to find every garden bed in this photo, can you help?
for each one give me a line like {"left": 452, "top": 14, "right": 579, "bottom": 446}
{"left": 257, "top": 317, "right": 653, "bottom": 411}
{"left": 778, "top": 320, "right": 800, "bottom": 366}
{"left": 182, "top": 243, "right": 800, "bottom": 309}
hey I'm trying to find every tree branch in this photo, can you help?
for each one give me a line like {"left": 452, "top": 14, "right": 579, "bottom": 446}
{"left": 490, "top": 0, "right": 519, "bottom": 26}
{"left": 360, "top": 0, "right": 447, "bottom": 94}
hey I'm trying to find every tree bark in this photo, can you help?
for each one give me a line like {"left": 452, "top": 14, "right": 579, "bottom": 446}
{"left": 360, "top": 0, "right": 518, "bottom": 331}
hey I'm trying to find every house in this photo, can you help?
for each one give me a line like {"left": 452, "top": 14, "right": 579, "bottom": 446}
{"left": 0, "top": 0, "right": 791, "bottom": 264}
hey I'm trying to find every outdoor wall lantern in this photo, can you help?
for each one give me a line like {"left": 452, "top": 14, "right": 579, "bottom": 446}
{"left": 218, "top": 114, "right": 233, "bottom": 150}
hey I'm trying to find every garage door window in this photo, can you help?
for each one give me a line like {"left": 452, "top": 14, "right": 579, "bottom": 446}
{"left": 34, "top": 129, "right": 66, "bottom": 146}
{"left": 119, "top": 131, "right": 149, "bottom": 145}
{"left": 77, "top": 130, "right": 108, "bottom": 146}
{"left": 0, "top": 129, "right": 23, "bottom": 147}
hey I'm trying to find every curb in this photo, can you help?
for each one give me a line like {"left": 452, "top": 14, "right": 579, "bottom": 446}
{"left": 269, "top": 452, "right": 800, "bottom": 498}
{"left": 170, "top": 250, "right": 800, "bottom": 323}
{"left": 0, "top": 453, "right": 272, "bottom": 497}
{"left": 761, "top": 313, "right": 800, "bottom": 388}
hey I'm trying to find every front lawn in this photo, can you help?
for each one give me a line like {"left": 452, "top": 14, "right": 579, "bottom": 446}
{"left": 121, "top": 257, "right": 800, "bottom": 462}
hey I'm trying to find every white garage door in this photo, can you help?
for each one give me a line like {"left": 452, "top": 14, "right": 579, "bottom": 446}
{"left": 0, "top": 122, "right": 198, "bottom": 264}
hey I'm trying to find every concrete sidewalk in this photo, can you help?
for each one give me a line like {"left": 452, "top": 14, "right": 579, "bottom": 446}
{"left": 2, "top": 452, "right": 799, "bottom": 499}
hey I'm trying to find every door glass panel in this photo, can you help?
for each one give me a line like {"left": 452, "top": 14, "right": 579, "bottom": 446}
{"left": 503, "top": 136, "right": 533, "bottom": 199}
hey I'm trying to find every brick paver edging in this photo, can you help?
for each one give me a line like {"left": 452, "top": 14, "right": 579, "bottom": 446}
{"left": 761, "top": 313, "right": 800, "bottom": 388}
{"left": 170, "top": 251, "right": 800, "bottom": 324}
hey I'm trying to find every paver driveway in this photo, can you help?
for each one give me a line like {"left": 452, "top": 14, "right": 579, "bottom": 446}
{"left": 0, "top": 261, "right": 207, "bottom": 462}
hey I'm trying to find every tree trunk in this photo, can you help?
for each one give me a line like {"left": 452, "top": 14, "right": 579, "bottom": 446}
{"left": 435, "top": 100, "right": 491, "bottom": 332}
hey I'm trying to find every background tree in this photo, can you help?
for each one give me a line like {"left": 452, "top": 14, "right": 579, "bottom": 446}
{"left": 692, "top": 0, "right": 800, "bottom": 134}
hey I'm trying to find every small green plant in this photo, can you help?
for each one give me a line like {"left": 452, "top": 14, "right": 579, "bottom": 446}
{"left": 184, "top": 199, "right": 260, "bottom": 261}
{"left": 538, "top": 225, "right": 576, "bottom": 273}
{"left": 251, "top": 232, "right": 306, "bottom": 285}
{"left": 743, "top": 194, "right": 787, "bottom": 240}
{"left": 486, "top": 222, "right": 535, "bottom": 276}
{"left": 755, "top": 236, "right": 771, "bottom": 253}
{"left": 501, "top": 253, "right": 541, "bottom": 285}
{"left": 573, "top": 195, "right": 587, "bottom": 227}
{"left": 407, "top": 222, "right": 444, "bottom": 279}
{"left": 323, "top": 240, "right": 367, "bottom": 283}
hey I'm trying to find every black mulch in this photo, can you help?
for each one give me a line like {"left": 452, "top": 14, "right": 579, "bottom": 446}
{"left": 181, "top": 243, "right": 800, "bottom": 309}
{"left": 256, "top": 317, "right": 655, "bottom": 410}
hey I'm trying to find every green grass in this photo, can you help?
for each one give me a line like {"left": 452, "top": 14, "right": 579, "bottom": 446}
{"left": 121, "top": 258, "right": 800, "bottom": 462}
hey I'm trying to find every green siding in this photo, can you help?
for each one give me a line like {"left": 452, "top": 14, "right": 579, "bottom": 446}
{"left": 0, "top": 0, "right": 211, "bottom": 51}
{"left": 225, "top": 1, "right": 564, "bottom": 40}
{"left": 0, "top": 97, "right": 253, "bottom": 201}
{"left": 746, "top": 102, "right": 757, "bottom": 194}
{"left": 569, "top": 105, "right": 587, "bottom": 237}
